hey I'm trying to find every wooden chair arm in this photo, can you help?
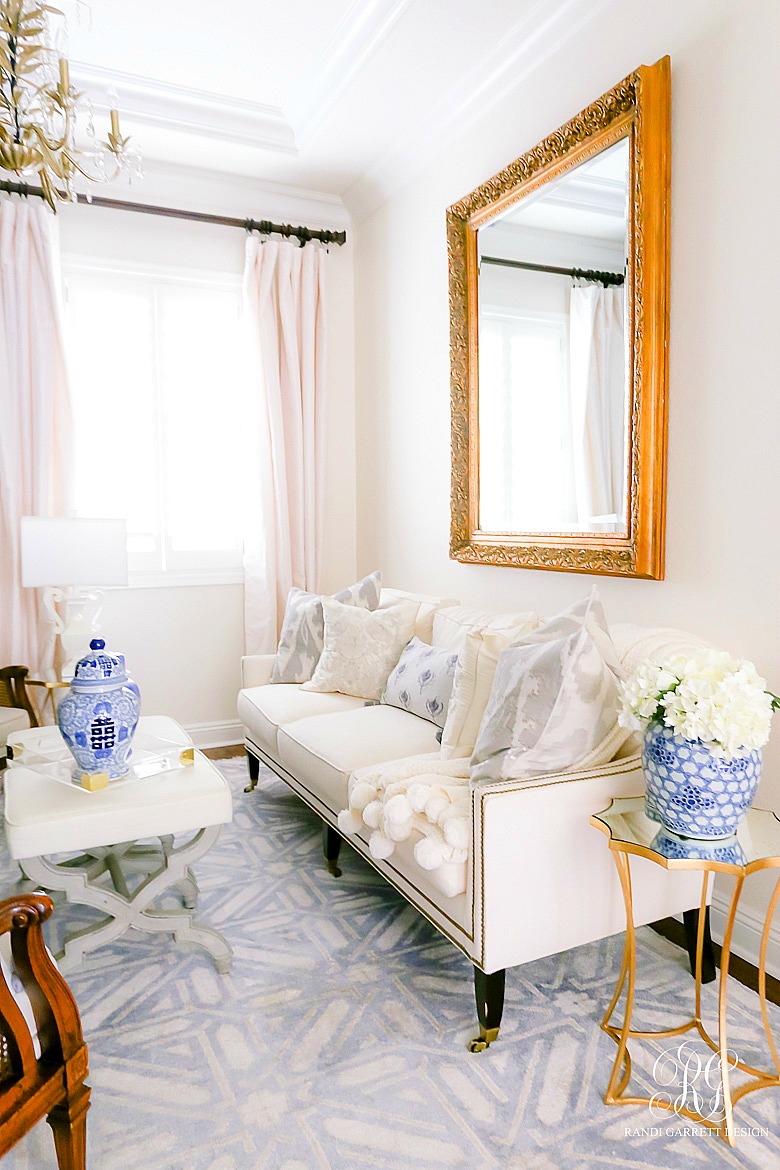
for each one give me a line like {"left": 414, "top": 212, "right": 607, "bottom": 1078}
{"left": 0, "top": 667, "right": 39, "bottom": 729}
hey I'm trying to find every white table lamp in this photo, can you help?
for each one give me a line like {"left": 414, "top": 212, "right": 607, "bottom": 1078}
{"left": 21, "top": 517, "right": 129, "bottom": 678}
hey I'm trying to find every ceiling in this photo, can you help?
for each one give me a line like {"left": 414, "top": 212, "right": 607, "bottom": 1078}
{"left": 493, "top": 138, "right": 629, "bottom": 242}
{"left": 64, "top": 0, "right": 612, "bottom": 216}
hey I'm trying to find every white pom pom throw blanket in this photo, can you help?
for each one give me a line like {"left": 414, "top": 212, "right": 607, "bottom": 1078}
{"left": 337, "top": 753, "right": 471, "bottom": 873}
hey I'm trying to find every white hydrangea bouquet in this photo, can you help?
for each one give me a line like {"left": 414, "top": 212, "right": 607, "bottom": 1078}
{"left": 619, "top": 649, "right": 778, "bottom": 839}
{"left": 619, "top": 649, "right": 778, "bottom": 758}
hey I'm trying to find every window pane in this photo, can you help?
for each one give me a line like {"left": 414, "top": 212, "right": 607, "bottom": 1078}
{"left": 479, "top": 312, "right": 570, "bottom": 532}
{"left": 157, "top": 284, "right": 248, "bottom": 555}
{"left": 66, "top": 275, "right": 161, "bottom": 551}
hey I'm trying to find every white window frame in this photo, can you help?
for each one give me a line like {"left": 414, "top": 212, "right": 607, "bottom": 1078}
{"left": 62, "top": 255, "right": 246, "bottom": 589}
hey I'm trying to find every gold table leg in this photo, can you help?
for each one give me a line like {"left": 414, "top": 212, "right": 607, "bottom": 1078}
{"left": 600, "top": 852, "right": 780, "bottom": 1146}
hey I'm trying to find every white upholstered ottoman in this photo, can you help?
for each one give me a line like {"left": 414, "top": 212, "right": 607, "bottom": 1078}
{"left": 4, "top": 716, "right": 233, "bottom": 973}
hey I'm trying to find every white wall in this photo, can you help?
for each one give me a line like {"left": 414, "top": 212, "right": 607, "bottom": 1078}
{"left": 56, "top": 164, "right": 355, "bottom": 744}
{"left": 353, "top": 0, "right": 780, "bottom": 947}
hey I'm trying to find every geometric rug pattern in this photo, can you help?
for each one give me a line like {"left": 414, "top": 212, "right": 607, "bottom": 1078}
{"left": 2, "top": 757, "right": 778, "bottom": 1169}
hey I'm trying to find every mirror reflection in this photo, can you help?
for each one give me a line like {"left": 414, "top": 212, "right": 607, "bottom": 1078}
{"left": 477, "top": 137, "right": 629, "bottom": 536}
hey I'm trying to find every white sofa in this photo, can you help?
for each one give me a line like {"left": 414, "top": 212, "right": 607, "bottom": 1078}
{"left": 237, "top": 589, "right": 708, "bottom": 1050}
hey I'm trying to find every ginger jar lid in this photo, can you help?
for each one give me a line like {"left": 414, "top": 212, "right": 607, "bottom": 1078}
{"left": 73, "top": 639, "right": 127, "bottom": 685}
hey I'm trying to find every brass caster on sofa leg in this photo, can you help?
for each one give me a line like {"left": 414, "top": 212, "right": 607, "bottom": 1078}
{"left": 244, "top": 750, "right": 260, "bottom": 794}
{"left": 323, "top": 823, "right": 342, "bottom": 877}
{"left": 468, "top": 1026, "right": 500, "bottom": 1053}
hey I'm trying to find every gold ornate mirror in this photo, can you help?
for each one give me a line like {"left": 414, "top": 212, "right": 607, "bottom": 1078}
{"left": 447, "top": 57, "right": 670, "bottom": 578}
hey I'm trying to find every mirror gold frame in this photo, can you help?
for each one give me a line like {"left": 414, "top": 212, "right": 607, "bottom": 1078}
{"left": 447, "top": 57, "right": 671, "bottom": 579}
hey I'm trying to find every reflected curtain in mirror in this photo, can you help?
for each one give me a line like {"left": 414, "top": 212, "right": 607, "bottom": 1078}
{"left": 448, "top": 57, "right": 670, "bottom": 578}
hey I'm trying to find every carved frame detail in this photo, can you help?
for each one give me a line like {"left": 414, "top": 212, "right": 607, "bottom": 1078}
{"left": 447, "top": 57, "right": 671, "bottom": 578}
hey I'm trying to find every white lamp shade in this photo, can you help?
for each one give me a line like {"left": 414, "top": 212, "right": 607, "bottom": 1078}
{"left": 21, "top": 517, "right": 129, "bottom": 588}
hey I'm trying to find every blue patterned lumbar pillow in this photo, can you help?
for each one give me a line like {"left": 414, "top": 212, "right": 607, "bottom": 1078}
{"left": 272, "top": 571, "right": 382, "bottom": 684}
{"left": 381, "top": 637, "right": 459, "bottom": 728}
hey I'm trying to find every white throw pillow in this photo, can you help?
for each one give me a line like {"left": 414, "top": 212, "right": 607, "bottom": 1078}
{"left": 0, "top": 934, "right": 42, "bottom": 1058}
{"left": 470, "top": 591, "right": 629, "bottom": 783}
{"left": 439, "top": 611, "right": 539, "bottom": 759}
{"left": 271, "top": 571, "right": 382, "bottom": 684}
{"left": 303, "top": 598, "right": 418, "bottom": 701}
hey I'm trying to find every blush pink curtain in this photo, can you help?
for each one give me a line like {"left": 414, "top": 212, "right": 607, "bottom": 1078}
{"left": 0, "top": 200, "right": 73, "bottom": 671}
{"left": 242, "top": 237, "right": 327, "bottom": 653}
{"left": 569, "top": 283, "right": 626, "bottom": 531}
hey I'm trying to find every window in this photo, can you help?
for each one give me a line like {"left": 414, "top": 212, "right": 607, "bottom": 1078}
{"left": 478, "top": 307, "right": 575, "bottom": 533}
{"left": 64, "top": 261, "right": 253, "bottom": 584}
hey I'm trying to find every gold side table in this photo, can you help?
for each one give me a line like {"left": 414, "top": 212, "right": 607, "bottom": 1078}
{"left": 26, "top": 677, "right": 69, "bottom": 725}
{"left": 591, "top": 796, "right": 780, "bottom": 1146}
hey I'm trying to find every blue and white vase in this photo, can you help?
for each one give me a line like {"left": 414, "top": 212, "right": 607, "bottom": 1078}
{"left": 57, "top": 639, "right": 141, "bottom": 781}
{"left": 651, "top": 827, "right": 747, "bottom": 867}
{"left": 642, "top": 719, "right": 761, "bottom": 840}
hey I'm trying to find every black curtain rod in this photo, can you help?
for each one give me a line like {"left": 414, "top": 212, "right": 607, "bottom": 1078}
{"left": 0, "top": 178, "right": 347, "bottom": 246}
{"left": 481, "top": 254, "right": 624, "bottom": 287}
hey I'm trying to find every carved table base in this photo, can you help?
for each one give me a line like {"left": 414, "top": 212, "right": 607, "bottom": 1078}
{"left": 602, "top": 856, "right": 780, "bottom": 1146}
{"left": 20, "top": 827, "right": 232, "bottom": 975}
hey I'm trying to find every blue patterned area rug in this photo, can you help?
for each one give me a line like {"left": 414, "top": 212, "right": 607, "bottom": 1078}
{"left": 2, "top": 757, "right": 779, "bottom": 1169}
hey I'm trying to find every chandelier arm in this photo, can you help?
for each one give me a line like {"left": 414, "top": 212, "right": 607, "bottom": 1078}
{"left": 30, "top": 124, "right": 69, "bottom": 154}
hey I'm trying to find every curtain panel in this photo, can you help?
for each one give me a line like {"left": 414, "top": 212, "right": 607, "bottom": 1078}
{"left": 568, "top": 283, "right": 626, "bottom": 530}
{"left": 0, "top": 201, "right": 72, "bottom": 671}
{"left": 242, "top": 237, "right": 327, "bottom": 654}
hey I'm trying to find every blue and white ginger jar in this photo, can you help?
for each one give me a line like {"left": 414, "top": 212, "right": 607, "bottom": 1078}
{"left": 57, "top": 639, "right": 141, "bottom": 780}
{"left": 642, "top": 719, "right": 761, "bottom": 840}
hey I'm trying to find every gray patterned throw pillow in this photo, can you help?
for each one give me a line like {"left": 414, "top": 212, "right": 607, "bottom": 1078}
{"left": 381, "top": 636, "right": 459, "bottom": 728}
{"left": 271, "top": 571, "right": 382, "bottom": 684}
{"left": 470, "top": 591, "right": 630, "bottom": 783}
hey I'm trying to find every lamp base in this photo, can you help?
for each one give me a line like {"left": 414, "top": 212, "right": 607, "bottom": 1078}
{"left": 58, "top": 589, "right": 106, "bottom": 680}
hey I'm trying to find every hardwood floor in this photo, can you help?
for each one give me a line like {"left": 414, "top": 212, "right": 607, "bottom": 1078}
{"left": 202, "top": 744, "right": 244, "bottom": 762}
{"left": 651, "top": 916, "right": 780, "bottom": 1006}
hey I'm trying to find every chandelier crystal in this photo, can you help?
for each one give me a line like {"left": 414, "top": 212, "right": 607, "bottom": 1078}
{"left": 0, "top": 0, "right": 140, "bottom": 209}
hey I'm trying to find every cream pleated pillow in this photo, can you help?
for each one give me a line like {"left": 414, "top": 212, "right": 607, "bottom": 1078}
{"left": 303, "top": 598, "right": 418, "bottom": 701}
{"left": 439, "top": 611, "right": 539, "bottom": 759}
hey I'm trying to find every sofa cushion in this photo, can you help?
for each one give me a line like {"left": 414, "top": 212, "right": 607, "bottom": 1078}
{"left": 272, "top": 571, "right": 382, "bottom": 684}
{"left": 303, "top": 599, "right": 417, "bottom": 701}
{"left": 238, "top": 685, "right": 366, "bottom": 755}
{"left": 381, "top": 637, "right": 459, "bottom": 727}
{"left": 440, "top": 612, "right": 539, "bottom": 759}
{"left": 277, "top": 706, "right": 441, "bottom": 811}
{"left": 432, "top": 605, "right": 538, "bottom": 652}
{"left": 471, "top": 591, "right": 629, "bottom": 782}
{"left": 378, "top": 589, "right": 459, "bottom": 643}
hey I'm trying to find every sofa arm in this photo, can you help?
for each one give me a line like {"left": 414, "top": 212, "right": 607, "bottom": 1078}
{"left": 241, "top": 654, "right": 276, "bottom": 689}
{"left": 473, "top": 756, "right": 703, "bottom": 973}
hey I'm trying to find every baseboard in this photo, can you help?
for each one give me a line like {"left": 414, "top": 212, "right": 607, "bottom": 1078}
{"left": 184, "top": 720, "right": 243, "bottom": 750}
{"left": 709, "top": 888, "right": 780, "bottom": 981}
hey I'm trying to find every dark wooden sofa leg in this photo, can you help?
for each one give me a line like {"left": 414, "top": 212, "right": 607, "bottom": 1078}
{"left": 244, "top": 750, "right": 260, "bottom": 793}
{"left": 469, "top": 965, "right": 505, "bottom": 1052}
{"left": 683, "top": 907, "right": 717, "bottom": 984}
{"left": 323, "top": 823, "right": 342, "bottom": 877}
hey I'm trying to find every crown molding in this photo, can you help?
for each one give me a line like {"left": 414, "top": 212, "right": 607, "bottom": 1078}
{"left": 116, "top": 158, "right": 350, "bottom": 229}
{"left": 345, "top": 0, "right": 616, "bottom": 221}
{"left": 71, "top": 62, "right": 297, "bottom": 154}
{"left": 98, "top": 157, "right": 351, "bottom": 231}
{"left": 286, "top": 0, "right": 414, "bottom": 144}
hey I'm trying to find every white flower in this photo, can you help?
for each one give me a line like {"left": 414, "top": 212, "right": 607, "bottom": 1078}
{"left": 619, "top": 649, "right": 775, "bottom": 758}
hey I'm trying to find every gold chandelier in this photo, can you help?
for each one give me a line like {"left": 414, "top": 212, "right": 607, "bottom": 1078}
{"left": 0, "top": 1, "right": 139, "bottom": 209}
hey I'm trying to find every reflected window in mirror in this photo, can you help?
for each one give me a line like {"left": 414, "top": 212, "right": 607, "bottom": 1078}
{"left": 478, "top": 137, "right": 629, "bottom": 537}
